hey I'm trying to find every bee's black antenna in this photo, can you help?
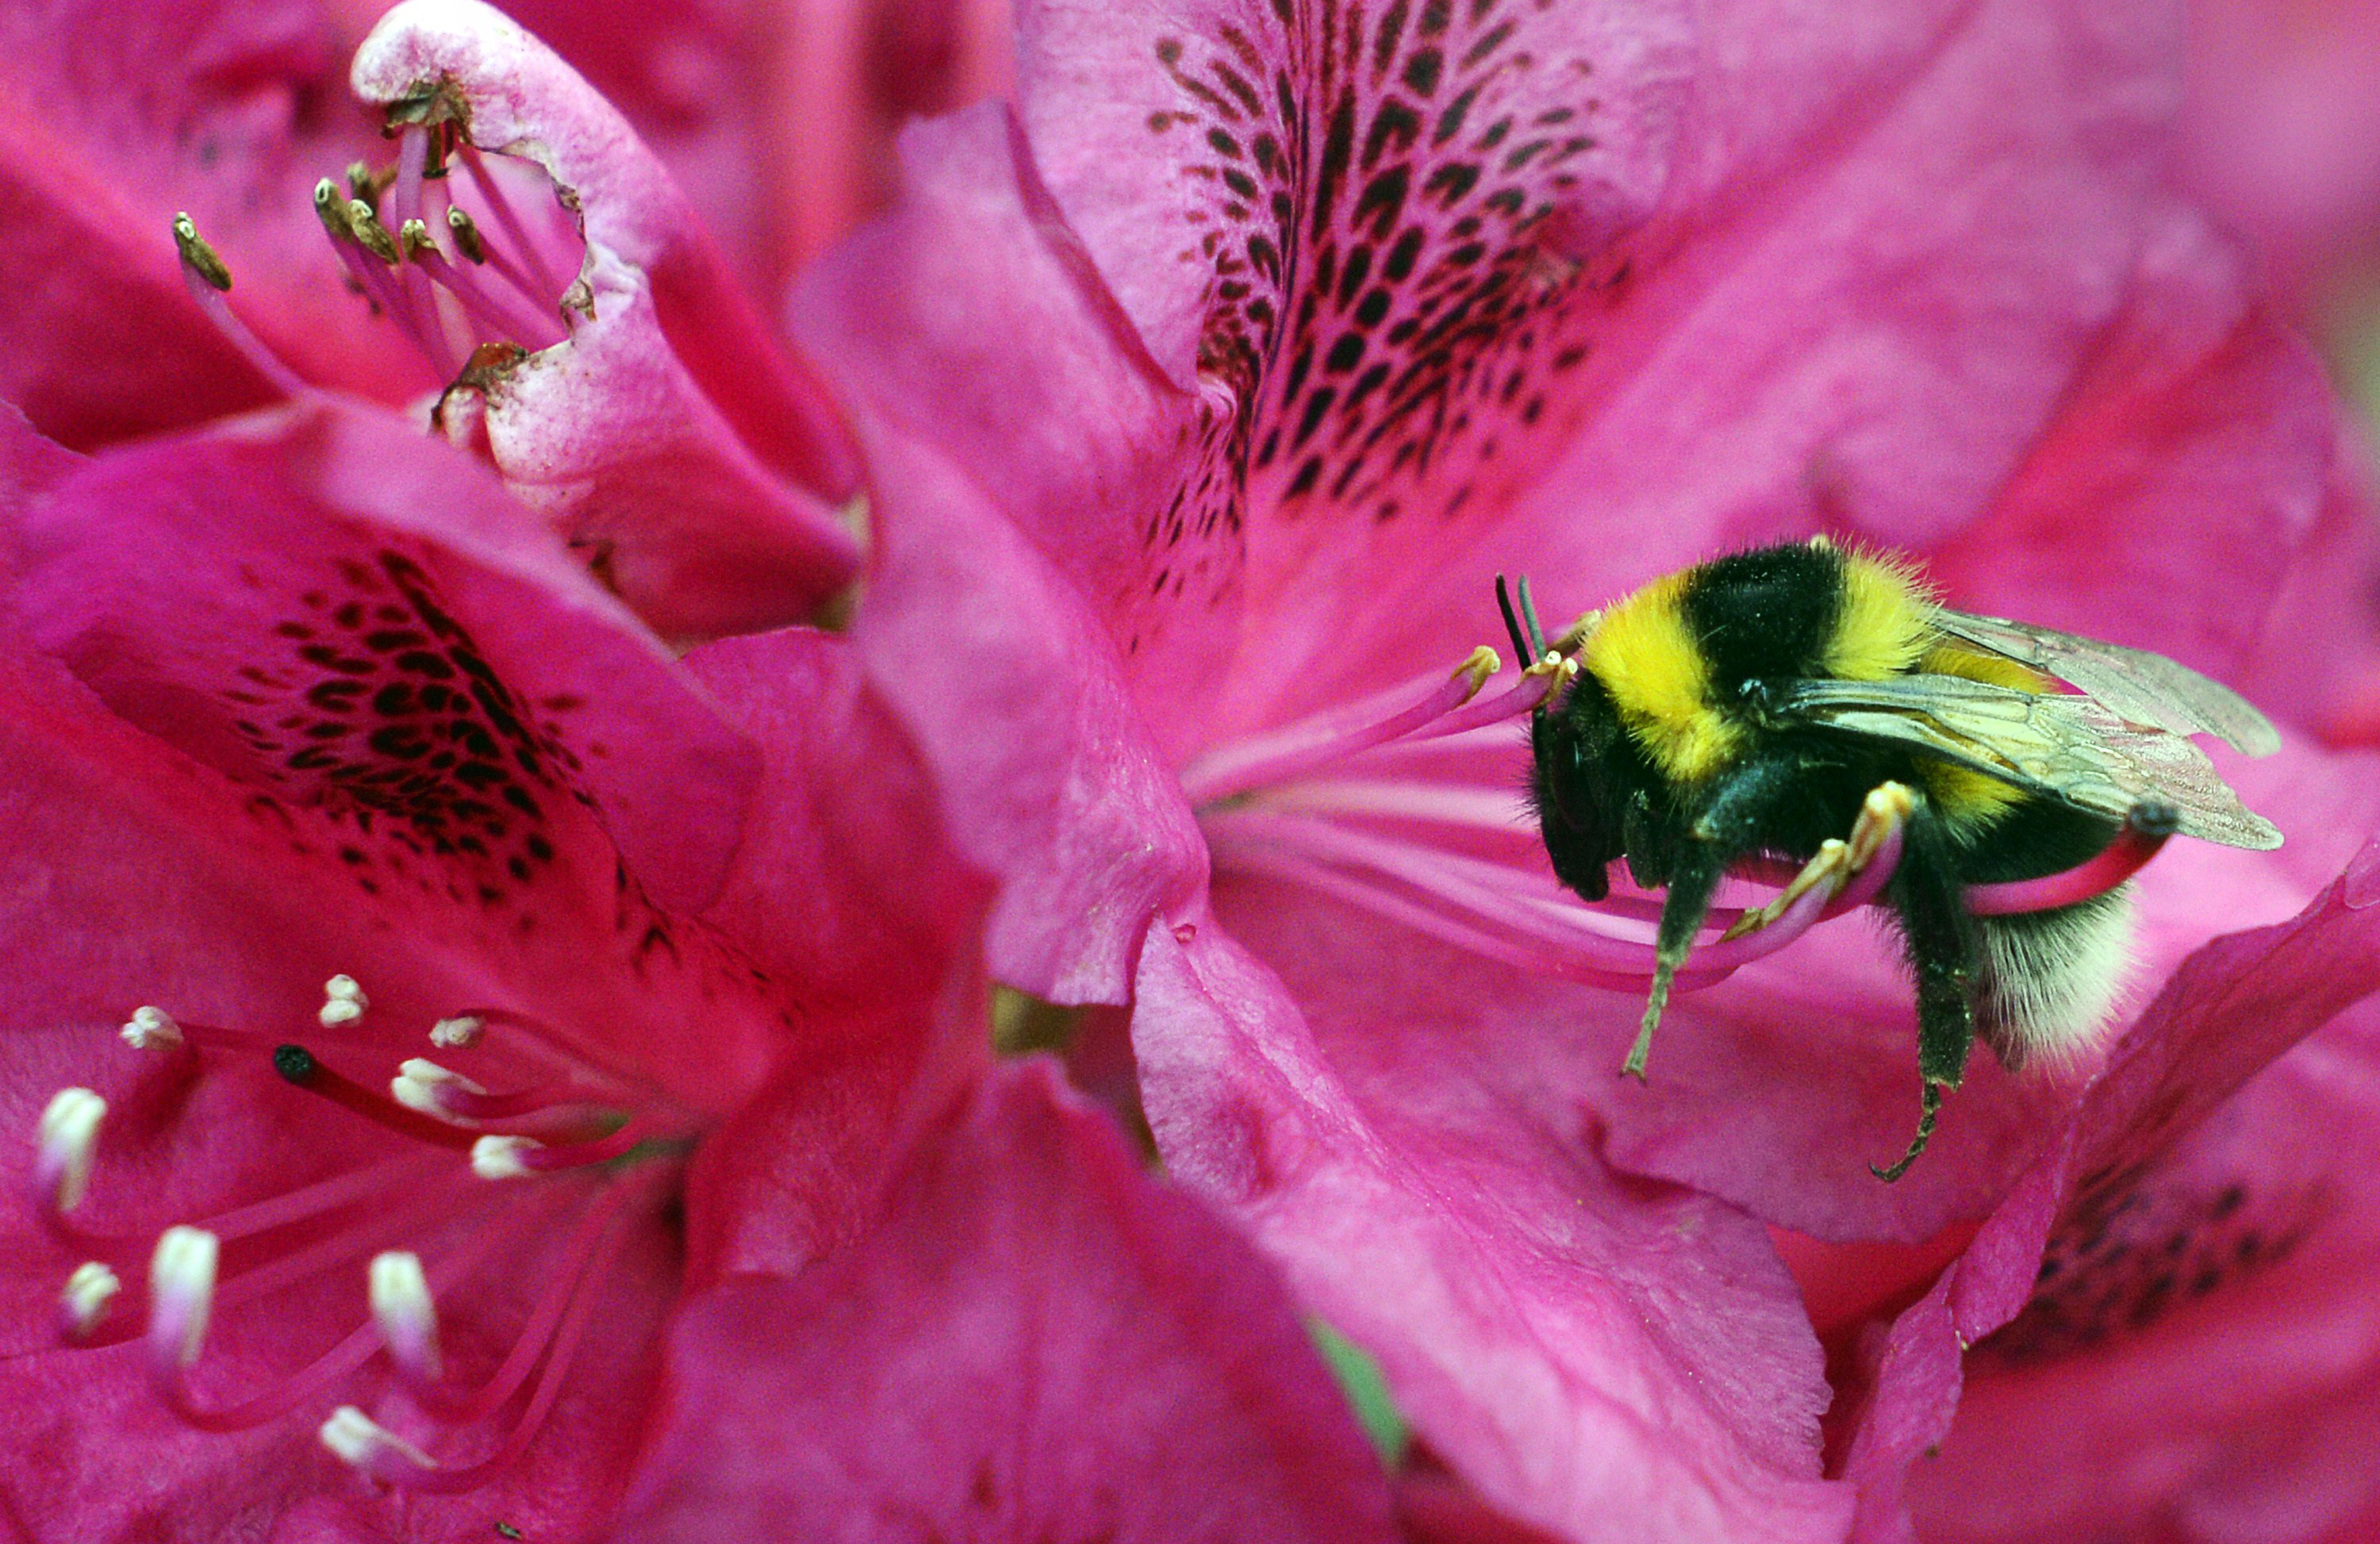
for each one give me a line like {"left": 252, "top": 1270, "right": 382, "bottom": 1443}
{"left": 1496, "top": 573, "right": 1552, "bottom": 662}
{"left": 1495, "top": 574, "right": 1534, "bottom": 668}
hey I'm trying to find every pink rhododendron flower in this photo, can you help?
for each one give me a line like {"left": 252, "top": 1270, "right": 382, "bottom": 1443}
{"left": 0, "top": 394, "right": 1399, "bottom": 1538}
{"left": 328, "top": 0, "right": 1014, "bottom": 290}
{"left": 2, "top": 0, "right": 869, "bottom": 639}
{"left": 793, "top": 0, "right": 2380, "bottom": 1538}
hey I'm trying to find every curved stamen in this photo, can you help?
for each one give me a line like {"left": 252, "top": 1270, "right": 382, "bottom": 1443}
{"left": 458, "top": 142, "right": 570, "bottom": 303}
{"left": 343, "top": 1186, "right": 640, "bottom": 1491}
{"left": 1967, "top": 810, "right": 2175, "bottom": 916}
{"left": 1183, "top": 651, "right": 1502, "bottom": 805}
{"left": 170, "top": 215, "right": 309, "bottom": 397}
{"left": 1211, "top": 832, "right": 1735, "bottom": 991}
{"left": 271, "top": 1043, "right": 482, "bottom": 1150}
{"left": 59, "top": 1261, "right": 121, "bottom": 1341}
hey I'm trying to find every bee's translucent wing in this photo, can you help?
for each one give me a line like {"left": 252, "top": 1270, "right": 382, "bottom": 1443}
{"left": 1788, "top": 675, "right": 2282, "bottom": 850}
{"left": 1930, "top": 610, "right": 2280, "bottom": 757}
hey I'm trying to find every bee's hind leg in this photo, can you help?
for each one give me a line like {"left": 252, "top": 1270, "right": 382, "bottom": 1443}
{"left": 1872, "top": 792, "right": 1980, "bottom": 1183}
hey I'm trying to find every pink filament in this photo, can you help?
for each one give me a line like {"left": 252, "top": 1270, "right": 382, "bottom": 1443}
{"left": 1183, "top": 665, "right": 1493, "bottom": 805}
{"left": 1967, "top": 822, "right": 2171, "bottom": 916}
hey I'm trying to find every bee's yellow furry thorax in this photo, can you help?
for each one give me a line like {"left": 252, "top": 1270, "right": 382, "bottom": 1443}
{"left": 1582, "top": 570, "right": 1741, "bottom": 782}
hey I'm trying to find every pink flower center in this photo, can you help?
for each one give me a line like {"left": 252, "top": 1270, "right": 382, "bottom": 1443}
{"left": 317, "top": 99, "right": 585, "bottom": 424}
{"left": 33, "top": 977, "right": 691, "bottom": 1490}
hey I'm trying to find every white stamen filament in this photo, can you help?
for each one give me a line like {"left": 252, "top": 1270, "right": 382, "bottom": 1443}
{"left": 36, "top": 1087, "right": 106, "bottom": 1212}
{"left": 370, "top": 1250, "right": 443, "bottom": 1381}
{"left": 470, "top": 1135, "right": 541, "bottom": 1181}
{"left": 148, "top": 1226, "right": 220, "bottom": 1369}
{"left": 320, "top": 975, "right": 370, "bottom": 1028}
{"left": 120, "top": 1005, "right": 184, "bottom": 1050}
{"left": 429, "top": 1015, "right": 484, "bottom": 1048}
{"left": 320, "top": 1405, "right": 439, "bottom": 1472}
{"left": 60, "top": 1261, "right": 120, "bottom": 1339}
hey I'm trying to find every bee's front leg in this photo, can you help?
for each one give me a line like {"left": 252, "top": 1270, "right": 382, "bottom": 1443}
{"left": 1623, "top": 758, "right": 1802, "bottom": 1081}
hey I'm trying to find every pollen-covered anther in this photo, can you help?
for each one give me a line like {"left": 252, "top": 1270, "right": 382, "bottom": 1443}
{"left": 430, "top": 1014, "right": 484, "bottom": 1048}
{"left": 35, "top": 1087, "right": 106, "bottom": 1212}
{"left": 320, "top": 974, "right": 370, "bottom": 1028}
{"left": 346, "top": 201, "right": 404, "bottom": 265}
{"left": 59, "top": 1261, "right": 120, "bottom": 1340}
{"left": 148, "top": 1225, "right": 219, "bottom": 1369}
{"left": 321, "top": 1405, "right": 439, "bottom": 1473}
{"left": 1453, "top": 645, "right": 1500, "bottom": 697}
{"left": 391, "top": 1058, "right": 487, "bottom": 1122}
{"left": 471, "top": 1135, "right": 542, "bottom": 1181}
{"left": 171, "top": 212, "right": 232, "bottom": 292}
{"left": 121, "top": 1004, "right": 184, "bottom": 1050}
{"left": 1849, "top": 782, "right": 1918, "bottom": 870}
{"left": 370, "top": 1250, "right": 443, "bottom": 1381}
{"left": 445, "top": 205, "right": 487, "bottom": 264}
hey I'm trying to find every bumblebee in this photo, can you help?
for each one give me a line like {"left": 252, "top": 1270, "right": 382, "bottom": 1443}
{"left": 1501, "top": 539, "right": 2280, "bottom": 1180}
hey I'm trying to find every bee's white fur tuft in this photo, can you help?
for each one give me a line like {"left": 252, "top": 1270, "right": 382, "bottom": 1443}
{"left": 1974, "top": 887, "right": 2136, "bottom": 1071}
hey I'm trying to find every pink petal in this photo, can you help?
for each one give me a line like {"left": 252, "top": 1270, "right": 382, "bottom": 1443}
{"left": 793, "top": 105, "right": 1248, "bottom": 762}
{"left": 675, "top": 624, "right": 998, "bottom": 1283}
{"left": 1908, "top": 991, "right": 2380, "bottom": 1542}
{"left": 1922, "top": 204, "right": 2335, "bottom": 686}
{"left": 1837, "top": 834, "right": 2380, "bottom": 1543}
{"left": 841, "top": 409, "right": 1210, "bottom": 1006}
{"left": 5, "top": 398, "right": 789, "bottom": 1099}
{"left": 1133, "top": 916, "right": 1855, "bottom": 1543}
{"left": 616, "top": 1059, "right": 1398, "bottom": 1544}
{"left": 351, "top": 0, "right": 863, "bottom": 637}
{"left": 2182, "top": 0, "right": 2380, "bottom": 313}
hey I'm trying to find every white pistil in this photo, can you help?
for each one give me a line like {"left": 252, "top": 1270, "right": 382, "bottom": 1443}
{"left": 430, "top": 1015, "right": 483, "bottom": 1049}
{"left": 36, "top": 1087, "right": 106, "bottom": 1212}
{"left": 320, "top": 975, "right": 370, "bottom": 1028}
{"left": 369, "top": 1251, "right": 443, "bottom": 1381}
{"left": 120, "top": 1005, "right": 183, "bottom": 1050}
{"left": 148, "top": 1226, "right": 220, "bottom": 1369}
{"left": 59, "top": 1262, "right": 120, "bottom": 1339}
{"left": 391, "top": 1058, "right": 486, "bottom": 1123}
{"left": 470, "top": 1135, "right": 542, "bottom": 1181}
{"left": 320, "top": 1405, "right": 438, "bottom": 1471}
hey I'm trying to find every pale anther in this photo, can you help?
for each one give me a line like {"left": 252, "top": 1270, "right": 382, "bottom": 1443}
{"left": 369, "top": 1250, "right": 443, "bottom": 1380}
{"left": 391, "top": 1058, "right": 486, "bottom": 1122}
{"left": 321, "top": 1405, "right": 439, "bottom": 1470}
{"left": 121, "top": 1005, "right": 183, "bottom": 1050}
{"left": 1453, "top": 645, "right": 1499, "bottom": 697}
{"left": 36, "top": 1087, "right": 106, "bottom": 1212}
{"left": 430, "top": 1015, "right": 483, "bottom": 1049}
{"left": 470, "top": 1134, "right": 541, "bottom": 1181}
{"left": 320, "top": 974, "right": 370, "bottom": 1028}
{"left": 148, "top": 1226, "right": 219, "bottom": 1367}
{"left": 60, "top": 1262, "right": 120, "bottom": 1339}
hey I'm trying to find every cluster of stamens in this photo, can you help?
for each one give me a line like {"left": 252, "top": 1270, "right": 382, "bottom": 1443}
{"left": 31, "top": 977, "right": 686, "bottom": 1488}
{"left": 170, "top": 86, "right": 583, "bottom": 416}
